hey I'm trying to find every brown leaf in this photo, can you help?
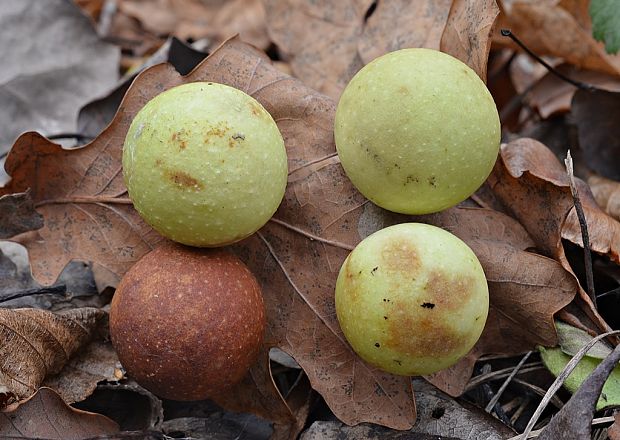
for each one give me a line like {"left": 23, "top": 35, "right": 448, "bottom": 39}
{"left": 439, "top": 0, "right": 500, "bottom": 81}
{"left": 264, "top": 0, "right": 498, "bottom": 98}
{"left": 0, "top": 191, "right": 43, "bottom": 239}
{"left": 526, "top": 65, "right": 620, "bottom": 119}
{"left": 588, "top": 173, "right": 620, "bottom": 221}
{"left": 43, "top": 340, "right": 120, "bottom": 405}
{"left": 487, "top": 137, "right": 617, "bottom": 334}
{"left": 488, "top": 138, "right": 620, "bottom": 264}
{"left": 497, "top": 0, "right": 620, "bottom": 76}
{"left": 119, "top": 0, "right": 270, "bottom": 50}
{"left": 0, "top": 307, "right": 106, "bottom": 406}
{"left": 0, "top": 387, "right": 119, "bottom": 439}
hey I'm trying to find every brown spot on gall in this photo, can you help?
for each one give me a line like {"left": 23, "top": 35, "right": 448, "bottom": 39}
{"left": 164, "top": 169, "right": 203, "bottom": 190}
{"left": 424, "top": 270, "right": 475, "bottom": 311}
{"left": 381, "top": 240, "right": 420, "bottom": 274}
{"left": 384, "top": 308, "right": 467, "bottom": 360}
{"left": 398, "top": 86, "right": 410, "bottom": 95}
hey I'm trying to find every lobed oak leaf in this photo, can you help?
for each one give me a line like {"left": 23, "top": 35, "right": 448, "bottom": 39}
{"left": 0, "top": 191, "right": 43, "bottom": 239}
{"left": 0, "top": 307, "right": 106, "bottom": 407}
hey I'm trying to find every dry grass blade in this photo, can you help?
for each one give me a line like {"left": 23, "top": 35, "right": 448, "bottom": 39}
{"left": 519, "top": 330, "right": 620, "bottom": 439}
{"left": 485, "top": 351, "right": 532, "bottom": 412}
{"left": 466, "top": 363, "right": 544, "bottom": 391}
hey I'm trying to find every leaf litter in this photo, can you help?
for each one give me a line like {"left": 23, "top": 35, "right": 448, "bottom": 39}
{"left": 2, "top": 0, "right": 620, "bottom": 438}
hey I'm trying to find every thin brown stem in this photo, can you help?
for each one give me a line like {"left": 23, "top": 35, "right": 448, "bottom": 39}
{"left": 268, "top": 217, "right": 355, "bottom": 251}
{"left": 35, "top": 196, "right": 133, "bottom": 207}
{"left": 565, "top": 151, "right": 596, "bottom": 307}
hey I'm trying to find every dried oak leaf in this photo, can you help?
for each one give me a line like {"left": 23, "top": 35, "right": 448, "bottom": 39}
{"left": 486, "top": 137, "right": 618, "bottom": 334}
{"left": 0, "top": 307, "right": 106, "bottom": 407}
{"left": 496, "top": 0, "right": 620, "bottom": 76}
{"left": 264, "top": 0, "right": 498, "bottom": 98}
{"left": 0, "top": 387, "right": 119, "bottom": 439}
{"left": 488, "top": 138, "right": 620, "bottom": 265}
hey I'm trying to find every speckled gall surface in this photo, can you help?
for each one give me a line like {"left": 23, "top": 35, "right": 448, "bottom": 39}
{"left": 335, "top": 48, "right": 500, "bottom": 215}
{"left": 335, "top": 223, "right": 489, "bottom": 376}
{"left": 109, "top": 242, "right": 266, "bottom": 400}
{"left": 123, "top": 82, "right": 288, "bottom": 247}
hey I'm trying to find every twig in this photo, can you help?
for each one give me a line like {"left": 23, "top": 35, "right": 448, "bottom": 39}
{"left": 511, "top": 396, "right": 531, "bottom": 425}
{"left": 0, "top": 284, "right": 67, "bottom": 304}
{"left": 519, "top": 330, "right": 620, "bottom": 439}
{"left": 268, "top": 217, "right": 355, "bottom": 251}
{"left": 479, "top": 364, "right": 512, "bottom": 425}
{"left": 500, "top": 29, "right": 595, "bottom": 91}
{"left": 465, "top": 363, "right": 544, "bottom": 391}
{"left": 597, "top": 285, "right": 620, "bottom": 300}
{"left": 565, "top": 150, "right": 596, "bottom": 307}
{"left": 485, "top": 351, "right": 533, "bottom": 412}
{"left": 509, "top": 415, "right": 616, "bottom": 439}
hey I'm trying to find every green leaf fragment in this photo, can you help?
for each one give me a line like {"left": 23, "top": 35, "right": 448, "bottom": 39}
{"left": 539, "top": 346, "right": 620, "bottom": 410}
{"left": 590, "top": 0, "right": 620, "bottom": 54}
{"left": 556, "top": 320, "right": 613, "bottom": 360}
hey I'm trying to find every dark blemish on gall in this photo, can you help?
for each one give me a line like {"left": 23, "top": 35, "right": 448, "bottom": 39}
{"left": 421, "top": 302, "right": 435, "bottom": 309}
{"left": 371, "top": 266, "right": 378, "bottom": 275}
{"left": 393, "top": 359, "right": 402, "bottom": 366}
{"left": 475, "top": 316, "right": 480, "bottom": 321}
{"left": 428, "top": 176, "right": 436, "bottom": 186}
{"left": 232, "top": 133, "right": 245, "bottom": 140}
{"left": 374, "top": 342, "right": 380, "bottom": 348}
{"left": 384, "top": 316, "right": 388, "bottom": 320}
{"left": 404, "top": 175, "right": 419, "bottom": 185}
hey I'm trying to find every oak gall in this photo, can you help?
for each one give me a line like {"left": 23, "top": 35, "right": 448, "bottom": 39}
{"left": 109, "top": 243, "right": 266, "bottom": 400}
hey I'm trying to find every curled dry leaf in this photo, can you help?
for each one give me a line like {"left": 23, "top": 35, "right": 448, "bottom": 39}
{"left": 43, "top": 340, "right": 120, "bottom": 405}
{"left": 488, "top": 138, "right": 620, "bottom": 264}
{"left": 0, "top": 307, "right": 106, "bottom": 407}
{"left": 264, "top": 0, "right": 498, "bottom": 98}
{"left": 0, "top": 36, "right": 586, "bottom": 426}
{"left": 487, "top": 137, "right": 618, "bottom": 335}
{"left": 439, "top": 0, "right": 499, "bottom": 81}
{"left": 526, "top": 65, "right": 620, "bottom": 119}
{"left": 497, "top": 0, "right": 620, "bottom": 76}
{"left": 0, "top": 387, "right": 119, "bottom": 440}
